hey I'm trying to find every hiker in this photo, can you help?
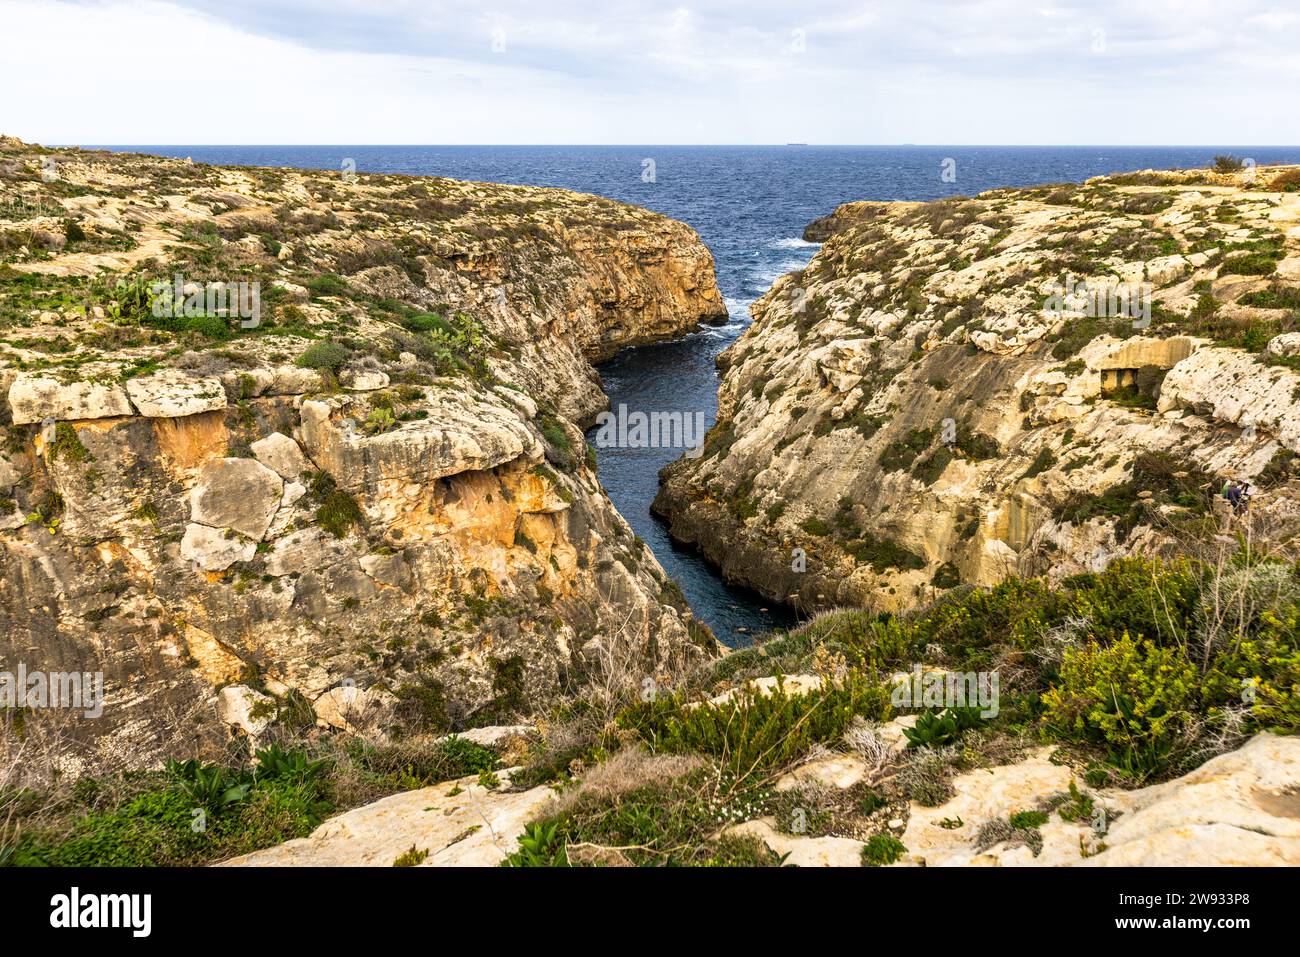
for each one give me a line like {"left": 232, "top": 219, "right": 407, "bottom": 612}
{"left": 1223, "top": 479, "right": 1250, "bottom": 517}
{"left": 1235, "top": 480, "right": 1253, "bottom": 516}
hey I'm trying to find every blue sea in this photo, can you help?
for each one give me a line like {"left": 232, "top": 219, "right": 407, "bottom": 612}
{"left": 96, "top": 144, "right": 1300, "bottom": 642}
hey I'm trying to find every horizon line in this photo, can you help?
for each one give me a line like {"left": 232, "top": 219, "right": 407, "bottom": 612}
{"left": 56, "top": 142, "right": 1300, "bottom": 150}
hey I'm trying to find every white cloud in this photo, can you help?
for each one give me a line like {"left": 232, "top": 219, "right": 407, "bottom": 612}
{"left": 2, "top": 0, "right": 1298, "bottom": 144}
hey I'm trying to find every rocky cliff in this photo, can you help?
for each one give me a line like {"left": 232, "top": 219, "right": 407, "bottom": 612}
{"left": 656, "top": 166, "right": 1300, "bottom": 613}
{"left": 0, "top": 137, "right": 724, "bottom": 773}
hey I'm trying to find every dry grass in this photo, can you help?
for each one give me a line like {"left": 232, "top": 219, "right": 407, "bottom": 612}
{"left": 545, "top": 747, "right": 704, "bottom": 819}
{"left": 842, "top": 717, "right": 893, "bottom": 779}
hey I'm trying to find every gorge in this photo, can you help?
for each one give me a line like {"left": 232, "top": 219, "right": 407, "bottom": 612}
{"left": 2, "top": 139, "right": 1298, "bottom": 869}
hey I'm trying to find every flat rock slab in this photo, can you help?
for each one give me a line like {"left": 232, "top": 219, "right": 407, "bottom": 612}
{"left": 218, "top": 770, "right": 552, "bottom": 867}
{"left": 438, "top": 725, "right": 535, "bottom": 748}
{"left": 726, "top": 818, "right": 865, "bottom": 867}
{"left": 250, "top": 431, "right": 310, "bottom": 479}
{"left": 299, "top": 389, "right": 540, "bottom": 494}
{"left": 775, "top": 753, "right": 870, "bottom": 791}
{"left": 190, "top": 457, "right": 284, "bottom": 540}
{"left": 265, "top": 526, "right": 357, "bottom": 577}
{"left": 1082, "top": 732, "right": 1300, "bottom": 866}
{"left": 9, "top": 374, "right": 132, "bottom": 425}
{"left": 901, "top": 733, "right": 1300, "bottom": 867}
{"left": 125, "top": 370, "right": 227, "bottom": 418}
{"left": 180, "top": 523, "right": 257, "bottom": 572}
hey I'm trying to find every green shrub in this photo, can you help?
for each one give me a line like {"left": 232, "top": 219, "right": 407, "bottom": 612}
{"left": 1053, "top": 781, "right": 1096, "bottom": 822}
{"left": 12, "top": 748, "right": 333, "bottom": 867}
{"left": 800, "top": 516, "right": 831, "bottom": 536}
{"left": 879, "top": 428, "right": 934, "bottom": 472}
{"left": 931, "top": 561, "right": 961, "bottom": 589}
{"left": 504, "top": 765, "right": 762, "bottom": 867}
{"left": 49, "top": 423, "right": 91, "bottom": 464}
{"left": 393, "top": 676, "right": 452, "bottom": 734}
{"left": 861, "top": 833, "right": 906, "bottom": 866}
{"left": 843, "top": 535, "right": 926, "bottom": 574}
{"left": 697, "top": 833, "right": 787, "bottom": 867}
{"left": 1048, "top": 314, "right": 1130, "bottom": 360}
{"left": 1009, "top": 809, "right": 1049, "bottom": 829}
{"left": 1022, "top": 447, "right": 1057, "bottom": 479}
{"left": 912, "top": 446, "right": 953, "bottom": 485}
{"left": 956, "top": 430, "right": 1000, "bottom": 461}
{"left": 1041, "top": 633, "right": 1199, "bottom": 778}
{"left": 296, "top": 340, "right": 350, "bottom": 372}
{"left": 393, "top": 845, "right": 428, "bottom": 867}
{"left": 1053, "top": 451, "right": 1213, "bottom": 541}
{"left": 1220, "top": 253, "right": 1278, "bottom": 276}
{"left": 538, "top": 414, "right": 574, "bottom": 470}
{"left": 363, "top": 406, "right": 397, "bottom": 434}
{"left": 307, "top": 470, "right": 364, "bottom": 538}
{"left": 306, "top": 273, "right": 349, "bottom": 298}
{"left": 1270, "top": 169, "right": 1300, "bottom": 192}
{"left": 618, "top": 675, "right": 890, "bottom": 782}
{"left": 1237, "top": 284, "right": 1300, "bottom": 310}
{"left": 353, "top": 734, "right": 497, "bottom": 785}
{"left": 502, "top": 822, "right": 569, "bottom": 867}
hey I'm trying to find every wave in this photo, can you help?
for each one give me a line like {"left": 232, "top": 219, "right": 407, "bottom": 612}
{"left": 722, "top": 298, "right": 753, "bottom": 325}
{"left": 769, "top": 236, "right": 821, "bottom": 250}
{"left": 748, "top": 256, "right": 810, "bottom": 288}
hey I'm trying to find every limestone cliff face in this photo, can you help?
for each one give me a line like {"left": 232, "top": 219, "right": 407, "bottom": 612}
{"left": 0, "top": 139, "right": 721, "bottom": 770}
{"left": 656, "top": 167, "right": 1300, "bottom": 613}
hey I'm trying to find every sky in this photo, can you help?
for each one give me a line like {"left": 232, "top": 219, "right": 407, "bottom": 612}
{"left": 3, "top": 0, "right": 1299, "bottom": 145}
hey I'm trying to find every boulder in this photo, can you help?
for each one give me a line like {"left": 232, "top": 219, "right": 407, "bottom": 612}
{"left": 1081, "top": 733, "right": 1300, "bottom": 866}
{"left": 313, "top": 684, "right": 394, "bottom": 732}
{"left": 0, "top": 453, "right": 23, "bottom": 492}
{"left": 1158, "top": 347, "right": 1300, "bottom": 453}
{"left": 1266, "top": 332, "right": 1300, "bottom": 358}
{"left": 359, "top": 551, "right": 412, "bottom": 589}
{"left": 8, "top": 374, "right": 132, "bottom": 425}
{"left": 218, "top": 365, "right": 322, "bottom": 398}
{"left": 189, "top": 457, "right": 284, "bottom": 540}
{"left": 216, "top": 685, "right": 274, "bottom": 739}
{"left": 703, "top": 673, "right": 826, "bottom": 707}
{"left": 299, "top": 391, "right": 539, "bottom": 493}
{"left": 775, "top": 753, "right": 871, "bottom": 791}
{"left": 125, "top": 370, "right": 227, "bottom": 418}
{"left": 250, "top": 432, "right": 311, "bottom": 480}
{"left": 899, "top": 734, "right": 1300, "bottom": 867}
{"left": 180, "top": 523, "right": 256, "bottom": 572}
{"left": 437, "top": 725, "right": 534, "bottom": 749}
{"left": 265, "top": 527, "right": 357, "bottom": 577}
{"left": 342, "top": 369, "right": 389, "bottom": 391}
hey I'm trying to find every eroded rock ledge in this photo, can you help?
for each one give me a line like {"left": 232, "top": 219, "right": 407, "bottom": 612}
{"left": 0, "top": 137, "right": 724, "bottom": 770}
{"left": 656, "top": 165, "right": 1300, "bottom": 613}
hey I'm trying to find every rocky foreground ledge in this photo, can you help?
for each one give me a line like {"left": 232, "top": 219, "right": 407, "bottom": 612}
{"left": 656, "top": 165, "right": 1300, "bottom": 613}
{"left": 0, "top": 137, "right": 724, "bottom": 770}
{"left": 222, "top": 712, "right": 1300, "bottom": 868}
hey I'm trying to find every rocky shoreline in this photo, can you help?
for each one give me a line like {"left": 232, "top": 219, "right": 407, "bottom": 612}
{"left": 655, "top": 166, "right": 1300, "bottom": 614}
{"left": 0, "top": 137, "right": 725, "bottom": 772}
{"left": 4, "top": 146, "right": 1297, "bottom": 870}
